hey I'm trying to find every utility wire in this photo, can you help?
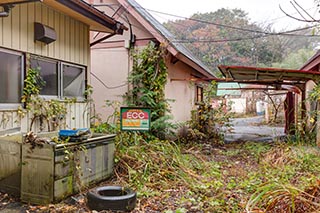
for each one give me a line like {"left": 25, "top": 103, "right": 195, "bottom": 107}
{"left": 91, "top": 4, "right": 319, "bottom": 45}
{"left": 91, "top": 72, "right": 127, "bottom": 89}
{"left": 131, "top": 5, "right": 319, "bottom": 37}
{"left": 172, "top": 25, "right": 320, "bottom": 43}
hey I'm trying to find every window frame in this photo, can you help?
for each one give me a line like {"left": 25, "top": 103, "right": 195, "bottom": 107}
{"left": 0, "top": 48, "right": 24, "bottom": 109}
{"left": 30, "top": 55, "right": 87, "bottom": 101}
{"left": 30, "top": 56, "right": 59, "bottom": 99}
{"left": 60, "top": 62, "right": 86, "bottom": 101}
{"left": 195, "top": 85, "right": 204, "bottom": 104}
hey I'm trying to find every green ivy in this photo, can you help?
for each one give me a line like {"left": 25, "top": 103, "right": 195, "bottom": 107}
{"left": 123, "top": 43, "right": 174, "bottom": 139}
{"left": 19, "top": 67, "right": 68, "bottom": 131}
{"left": 185, "top": 81, "right": 233, "bottom": 145}
{"left": 21, "top": 68, "right": 45, "bottom": 105}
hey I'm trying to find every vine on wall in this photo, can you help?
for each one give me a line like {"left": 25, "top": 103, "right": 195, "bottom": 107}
{"left": 18, "top": 68, "right": 68, "bottom": 132}
{"left": 123, "top": 42, "right": 174, "bottom": 139}
{"left": 179, "top": 81, "right": 233, "bottom": 145}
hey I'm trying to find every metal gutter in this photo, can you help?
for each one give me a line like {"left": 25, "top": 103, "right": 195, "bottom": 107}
{"left": 90, "top": 32, "right": 116, "bottom": 47}
{"left": 55, "top": 0, "right": 127, "bottom": 34}
{"left": 0, "top": 0, "right": 40, "bottom": 6}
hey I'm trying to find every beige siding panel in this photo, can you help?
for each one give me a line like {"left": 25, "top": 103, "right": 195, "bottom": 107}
{"left": 82, "top": 103, "right": 86, "bottom": 128}
{"left": 0, "top": 111, "right": 20, "bottom": 131}
{"left": 11, "top": 112, "right": 20, "bottom": 129}
{"left": 20, "top": 4, "right": 28, "bottom": 51}
{"left": 11, "top": 6, "right": 20, "bottom": 49}
{"left": 74, "top": 21, "right": 80, "bottom": 64}
{"left": 70, "top": 18, "right": 75, "bottom": 62}
{"left": 18, "top": 102, "right": 89, "bottom": 133}
{"left": 71, "top": 103, "right": 76, "bottom": 128}
{"left": 53, "top": 12, "right": 63, "bottom": 59}
{"left": 58, "top": 12, "right": 65, "bottom": 60}
{"left": 47, "top": 8, "right": 54, "bottom": 57}
{"left": 65, "top": 16, "right": 70, "bottom": 62}
{"left": 79, "top": 24, "right": 84, "bottom": 65}
{"left": 27, "top": 3, "right": 35, "bottom": 53}
{"left": 63, "top": 103, "right": 89, "bottom": 129}
{"left": 0, "top": 2, "right": 90, "bottom": 66}
{"left": 34, "top": 3, "right": 42, "bottom": 55}
{"left": 77, "top": 103, "right": 82, "bottom": 128}
{"left": 1, "top": 2, "right": 91, "bottom": 133}
{"left": 40, "top": 5, "right": 49, "bottom": 56}
{"left": 2, "top": 10, "right": 12, "bottom": 47}
{"left": 75, "top": 103, "right": 79, "bottom": 128}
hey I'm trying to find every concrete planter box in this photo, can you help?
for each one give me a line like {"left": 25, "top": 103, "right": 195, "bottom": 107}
{"left": 0, "top": 133, "right": 115, "bottom": 205}
{"left": 0, "top": 133, "right": 23, "bottom": 196}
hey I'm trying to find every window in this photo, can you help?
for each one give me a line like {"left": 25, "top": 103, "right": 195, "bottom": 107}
{"left": 196, "top": 86, "right": 203, "bottom": 103}
{"left": 0, "top": 49, "right": 23, "bottom": 107}
{"left": 62, "top": 63, "right": 85, "bottom": 98}
{"left": 30, "top": 58, "right": 58, "bottom": 96}
{"left": 30, "top": 56, "right": 86, "bottom": 99}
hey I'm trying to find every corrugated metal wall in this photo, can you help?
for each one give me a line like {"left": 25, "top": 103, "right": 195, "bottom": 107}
{"left": 0, "top": 2, "right": 90, "bottom": 65}
{"left": 0, "top": 2, "right": 91, "bottom": 132}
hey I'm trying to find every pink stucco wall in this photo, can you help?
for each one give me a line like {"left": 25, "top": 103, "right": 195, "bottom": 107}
{"left": 91, "top": 46, "right": 197, "bottom": 123}
{"left": 89, "top": 0, "right": 204, "bottom": 124}
{"left": 165, "top": 60, "right": 196, "bottom": 122}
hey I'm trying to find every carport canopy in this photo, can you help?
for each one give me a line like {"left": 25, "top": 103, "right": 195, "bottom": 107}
{"left": 217, "top": 65, "right": 320, "bottom": 135}
{"left": 218, "top": 65, "right": 320, "bottom": 87}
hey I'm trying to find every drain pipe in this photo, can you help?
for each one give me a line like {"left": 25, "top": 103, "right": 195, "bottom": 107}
{"left": 0, "top": 5, "right": 14, "bottom": 17}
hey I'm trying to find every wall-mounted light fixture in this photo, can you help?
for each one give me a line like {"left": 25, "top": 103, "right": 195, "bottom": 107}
{"left": 0, "top": 1, "right": 41, "bottom": 17}
{"left": 0, "top": 4, "right": 14, "bottom": 17}
{"left": 34, "top": 22, "right": 57, "bottom": 44}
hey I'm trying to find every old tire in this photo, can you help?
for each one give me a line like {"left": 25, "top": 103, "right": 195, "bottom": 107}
{"left": 87, "top": 186, "right": 136, "bottom": 212}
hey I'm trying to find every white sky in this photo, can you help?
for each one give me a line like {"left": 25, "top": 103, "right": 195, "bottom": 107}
{"left": 135, "top": 0, "right": 319, "bottom": 31}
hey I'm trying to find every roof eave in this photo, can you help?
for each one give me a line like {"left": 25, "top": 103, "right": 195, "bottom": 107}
{"left": 43, "top": 0, "right": 127, "bottom": 33}
{"left": 300, "top": 50, "right": 320, "bottom": 70}
{"left": 119, "top": 0, "right": 216, "bottom": 77}
{"left": 175, "top": 52, "right": 215, "bottom": 78}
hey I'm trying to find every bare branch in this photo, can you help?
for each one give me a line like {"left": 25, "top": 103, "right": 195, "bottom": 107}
{"left": 290, "top": 1, "right": 308, "bottom": 21}
{"left": 293, "top": 0, "right": 317, "bottom": 21}
{"left": 279, "top": 5, "right": 318, "bottom": 23}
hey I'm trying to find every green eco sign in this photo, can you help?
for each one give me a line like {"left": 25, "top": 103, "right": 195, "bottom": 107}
{"left": 120, "top": 107, "right": 151, "bottom": 131}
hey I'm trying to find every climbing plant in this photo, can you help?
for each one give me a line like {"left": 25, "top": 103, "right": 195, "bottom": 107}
{"left": 182, "top": 81, "right": 233, "bottom": 145}
{"left": 18, "top": 67, "right": 68, "bottom": 131}
{"left": 123, "top": 42, "right": 174, "bottom": 139}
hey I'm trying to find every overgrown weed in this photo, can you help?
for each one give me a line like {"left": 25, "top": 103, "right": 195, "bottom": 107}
{"left": 110, "top": 135, "right": 320, "bottom": 212}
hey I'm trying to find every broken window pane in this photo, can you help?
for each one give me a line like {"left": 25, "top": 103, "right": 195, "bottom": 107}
{"left": 62, "top": 64, "right": 85, "bottom": 98}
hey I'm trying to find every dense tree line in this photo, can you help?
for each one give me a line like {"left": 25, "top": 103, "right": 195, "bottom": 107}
{"left": 163, "top": 8, "right": 318, "bottom": 72}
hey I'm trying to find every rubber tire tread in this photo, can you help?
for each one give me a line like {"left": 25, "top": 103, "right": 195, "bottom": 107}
{"left": 87, "top": 185, "right": 136, "bottom": 212}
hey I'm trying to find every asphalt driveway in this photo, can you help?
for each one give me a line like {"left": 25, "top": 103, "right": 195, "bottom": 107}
{"left": 224, "top": 116, "right": 285, "bottom": 143}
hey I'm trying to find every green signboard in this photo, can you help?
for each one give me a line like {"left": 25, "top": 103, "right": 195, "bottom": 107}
{"left": 120, "top": 107, "right": 151, "bottom": 131}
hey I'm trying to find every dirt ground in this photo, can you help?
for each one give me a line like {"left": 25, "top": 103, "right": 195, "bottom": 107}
{"left": 0, "top": 116, "right": 295, "bottom": 213}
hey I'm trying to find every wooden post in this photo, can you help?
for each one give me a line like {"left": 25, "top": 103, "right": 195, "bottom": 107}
{"left": 301, "top": 85, "right": 307, "bottom": 134}
{"left": 284, "top": 92, "right": 295, "bottom": 135}
{"left": 317, "top": 101, "right": 320, "bottom": 147}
